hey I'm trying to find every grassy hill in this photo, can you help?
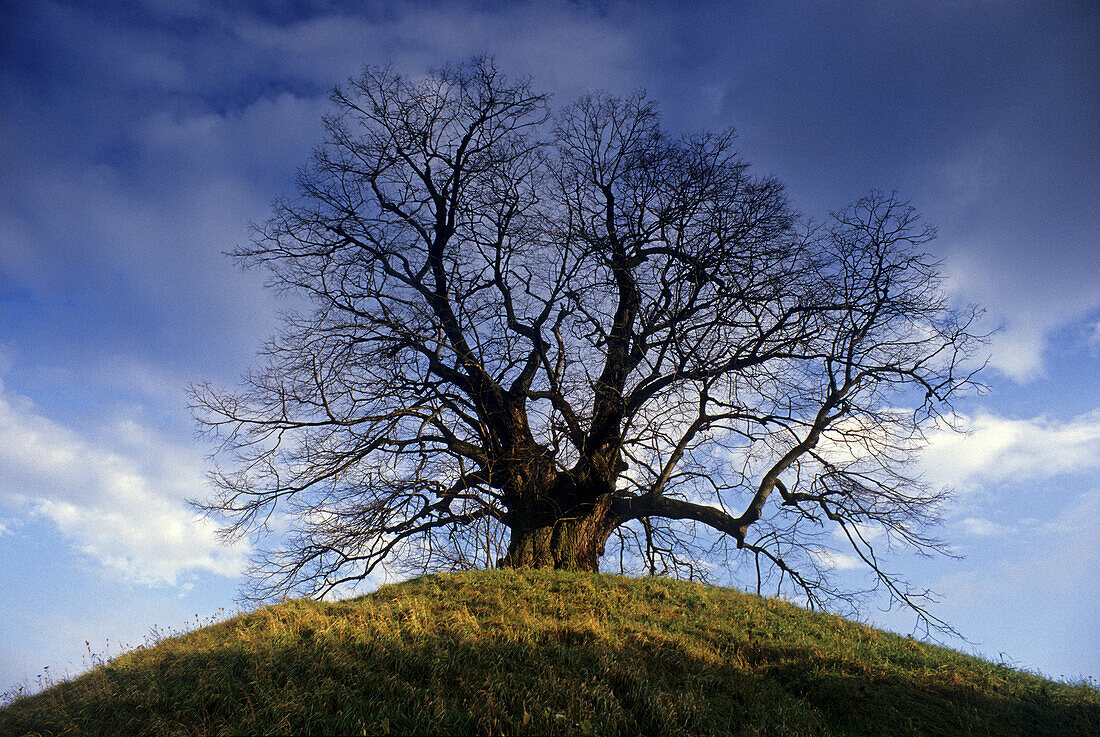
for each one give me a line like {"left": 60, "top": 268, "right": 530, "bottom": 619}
{"left": 1, "top": 569, "right": 1097, "bottom": 736}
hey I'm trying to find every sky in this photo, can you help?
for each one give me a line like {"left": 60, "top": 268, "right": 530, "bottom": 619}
{"left": 1, "top": 0, "right": 1097, "bottom": 694}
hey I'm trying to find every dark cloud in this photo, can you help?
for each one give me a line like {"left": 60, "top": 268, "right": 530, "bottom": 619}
{"left": 1, "top": 0, "right": 1095, "bottom": 399}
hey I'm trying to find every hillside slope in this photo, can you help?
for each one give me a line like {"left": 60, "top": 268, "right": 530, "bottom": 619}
{"left": 2, "top": 568, "right": 1097, "bottom": 736}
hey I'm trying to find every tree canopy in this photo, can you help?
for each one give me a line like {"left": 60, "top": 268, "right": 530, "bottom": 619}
{"left": 193, "top": 58, "right": 983, "bottom": 630}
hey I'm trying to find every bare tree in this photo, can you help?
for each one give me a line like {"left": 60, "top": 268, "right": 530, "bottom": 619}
{"left": 192, "top": 58, "right": 983, "bottom": 629}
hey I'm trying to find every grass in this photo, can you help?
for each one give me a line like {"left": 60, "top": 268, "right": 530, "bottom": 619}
{"left": 1, "top": 568, "right": 1097, "bottom": 736}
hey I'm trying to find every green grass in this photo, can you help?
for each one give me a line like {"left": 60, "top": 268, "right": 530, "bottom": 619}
{"left": 2, "top": 568, "right": 1097, "bottom": 736}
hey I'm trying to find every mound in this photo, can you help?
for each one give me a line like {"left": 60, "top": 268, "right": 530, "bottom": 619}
{"left": 2, "top": 568, "right": 1097, "bottom": 735}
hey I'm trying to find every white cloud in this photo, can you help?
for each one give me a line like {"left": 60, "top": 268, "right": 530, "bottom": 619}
{"left": 921, "top": 410, "right": 1100, "bottom": 493}
{"left": 832, "top": 522, "right": 884, "bottom": 544}
{"left": 940, "top": 235, "right": 1100, "bottom": 385}
{"left": 985, "top": 326, "right": 1048, "bottom": 384}
{"left": 812, "top": 549, "right": 863, "bottom": 571}
{"left": 0, "top": 379, "right": 247, "bottom": 586}
{"left": 959, "top": 517, "right": 1015, "bottom": 537}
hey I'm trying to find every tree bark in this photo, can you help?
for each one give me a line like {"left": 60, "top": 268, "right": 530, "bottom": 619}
{"left": 498, "top": 491, "right": 615, "bottom": 571}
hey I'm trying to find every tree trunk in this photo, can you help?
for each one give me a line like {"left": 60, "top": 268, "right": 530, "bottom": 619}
{"left": 498, "top": 493, "right": 615, "bottom": 571}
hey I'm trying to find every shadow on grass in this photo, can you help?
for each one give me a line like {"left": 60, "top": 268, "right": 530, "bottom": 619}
{"left": 3, "top": 628, "right": 1097, "bottom": 737}
{"left": 758, "top": 656, "right": 1100, "bottom": 737}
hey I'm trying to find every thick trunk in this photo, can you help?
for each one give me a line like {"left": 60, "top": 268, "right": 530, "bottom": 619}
{"left": 493, "top": 423, "right": 619, "bottom": 572}
{"left": 498, "top": 492, "right": 615, "bottom": 572}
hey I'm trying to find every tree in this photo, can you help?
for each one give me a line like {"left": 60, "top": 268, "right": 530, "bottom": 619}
{"left": 193, "top": 58, "right": 983, "bottom": 628}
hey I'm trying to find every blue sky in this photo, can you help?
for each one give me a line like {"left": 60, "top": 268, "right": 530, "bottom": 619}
{"left": 1, "top": 0, "right": 1097, "bottom": 692}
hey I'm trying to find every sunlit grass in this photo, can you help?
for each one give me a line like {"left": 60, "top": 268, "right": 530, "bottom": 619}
{"left": 2, "top": 568, "right": 1097, "bottom": 735}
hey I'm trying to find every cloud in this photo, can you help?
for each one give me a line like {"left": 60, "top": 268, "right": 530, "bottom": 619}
{"left": 921, "top": 410, "right": 1100, "bottom": 494}
{"left": 942, "top": 247, "right": 1099, "bottom": 384}
{"left": 1088, "top": 319, "right": 1100, "bottom": 348}
{"left": 0, "top": 378, "right": 247, "bottom": 586}
{"left": 0, "top": 107, "right": 292, "bottom": 383}
{"left": 933, "top": 81, "right": 1100, "bottom": 385}
{"left": 832, "top": 522, "right": 884, "bottom": 544}
{"left": 946, "top": 489, "right": 1100, "bottom": 600}
{"left": 134, "top": 91, "right": 327, "bottom": 186}
{"left": 959, "top": 517, "right": 1015, "bottom": 537}
{"left": 812, "top": 549, "right": 862, "bottom": 571}
{"left": 228, "top": 0, "right": 648, "bottom": 102}
{"left": 931, "top": 487, "right": 1100, "bottom": 677}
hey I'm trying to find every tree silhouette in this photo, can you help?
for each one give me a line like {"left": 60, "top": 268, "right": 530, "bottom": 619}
{"left": 193, "top": 58, "right": 983, "bottom": 628}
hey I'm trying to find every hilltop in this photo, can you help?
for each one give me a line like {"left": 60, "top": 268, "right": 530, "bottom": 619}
{"left": 1, "top": 568, "right": 1097, "bottom": 736}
